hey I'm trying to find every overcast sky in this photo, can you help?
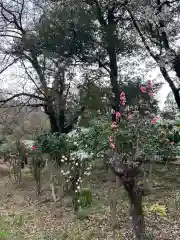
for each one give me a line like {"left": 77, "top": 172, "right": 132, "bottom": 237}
{"left": 0, "top": 61, "right": 171, "bottom": 110}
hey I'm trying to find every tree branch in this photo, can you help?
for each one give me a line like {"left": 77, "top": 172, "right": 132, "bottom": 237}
{"left": 159, "top": 65, "right": 180, "bottom": 108}
{"left": 0, "top": 92, "right": 46, "bottom": 106}
{"left": 126, "top": 8, "right": 159, "bottom": 61}
{"left": 0, "top": 1, "right": 25, "bottom": 34}
{"left": 0, "top": 57, "right": 20, "bottom": 75}
{"left": 21, "top": 59, "right": 47, "bottom": 99}
{"left": 86, "top": 0, "right": 107, "bottom": 26}
{"left": 64, "top": 106, "right": 85, "bottom": 133}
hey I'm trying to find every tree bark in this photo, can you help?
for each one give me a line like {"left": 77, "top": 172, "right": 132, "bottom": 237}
{"left": 123, "top": 179, "right": 145, "bottom": 240}
{"left": 106, "top": 8, "right": 120, "bottom": 111}
{"left": 108, "top": 174, "right": 121, "bottom": 229}
{"left": 160, "top": 66, "right": 180, "bottom": 109}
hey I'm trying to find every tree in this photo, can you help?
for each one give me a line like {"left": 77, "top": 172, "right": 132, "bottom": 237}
{"left": 36, "top": 0, "right": 139, "bottom": 112}
{"left": 126, "top": 0, "right": 180, "bottom": 109}
{"left": 0, "top": 0, "right": 85, "bottom": 133}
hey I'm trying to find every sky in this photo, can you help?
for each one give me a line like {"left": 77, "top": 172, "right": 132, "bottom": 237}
{"left": 0, "top": 61, "right": 171, "bottom": 110}
{"left": 146, "top": 67, "right": 170, "bottom": 110}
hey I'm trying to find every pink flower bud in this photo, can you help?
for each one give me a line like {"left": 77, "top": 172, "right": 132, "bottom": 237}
{"left": 110, "top": 143, "right": 115, "bottom": 149}
{"left": 120, "top": 91, "right": 125, "bottom": 97}
{"left": 149, "top": 91, "right": 153, "bottom": 97}
{"left": 151, "top": 117, "right": 158, "bottom": 124}
{"left": 116, "top": 112, "right": 121, "bottom": 118}
{"left": 140, "top": 86, "right": 146, "bottom": 93}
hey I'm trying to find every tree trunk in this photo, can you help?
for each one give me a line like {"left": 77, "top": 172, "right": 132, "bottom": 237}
{"left": 106, "top": 13, "right": 120, "bottom": 112}
{"left": 160, "top": 66, "right": 180, "bottom": 109}
{"left": 50, "top": 173, "right": 59, "bottom": 202}
{"left": 173, "top": 55, "right": 180, "bottom": 79}
{"left": 34, "top": 168, "right": 41, "bottom": 196}
{"left": 36, "top": 179, "right": 41, "bottom": 196}
{"left": 108, "top": 175, "right": 121, "bottom": 229}
{"left": 124, "top": 180, "right": 145, "bottom": 240}
{"left": 49, "top": 113, "right": 59, "bottom": 133}
{"left": 45, "top": 104, "right": 85, "bottom": 134}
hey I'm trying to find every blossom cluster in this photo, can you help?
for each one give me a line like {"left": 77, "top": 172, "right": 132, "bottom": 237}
{"left": 140, "top": 79, "right": 153, "bottom": 97}
{"left": 60, "top": 151, "right": 93, "bottom": 193}
{"left": 109, "top": 79, "right": 156, "bottom": 150}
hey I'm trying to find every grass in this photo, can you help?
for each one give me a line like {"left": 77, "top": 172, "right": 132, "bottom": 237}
{"left": 0, "top": 163, "right": 180, "bottom": 239}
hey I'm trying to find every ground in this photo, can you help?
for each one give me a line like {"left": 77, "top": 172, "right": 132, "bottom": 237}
{"left": 0, "top": 163, "right": 180, "bottom": 239}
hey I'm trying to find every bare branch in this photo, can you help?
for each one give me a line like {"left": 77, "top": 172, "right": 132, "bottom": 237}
{"left": 126, "top": 8, "right": 159, "bottom": 61}
{"left": 0, "top": 92, "right": 46, "bottom": 106}
{"left": 21, "top": 59, "right": 47, "bottom": 98}
{"left": 0, "top": 57, "right": 20, "bottom": 75}
{"left": 0, "top": 1, "right": 25, "bottom": 34}
{"left": 85, "top": 0, "right": 107, "bottom": 26}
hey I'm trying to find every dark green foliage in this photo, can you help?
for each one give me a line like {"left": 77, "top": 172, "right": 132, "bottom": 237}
{"left": 122, "top": 79, "right": 160, "bottom": 114}
{"left": 38, "top": 2, "right": 96, "bottom": 60}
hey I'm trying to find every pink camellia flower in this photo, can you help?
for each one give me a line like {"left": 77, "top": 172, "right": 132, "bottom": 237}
{"left": 116, "top": 111, "right": 121, "bottom": 118}
{"left": 109, "top": 136, "right": 113, "bottom": 142}
{"left": 151, "top": 118, "right": 157, "bottom": 124}
{"left": 120, "top": 91, "right": 126, "bottom": 106}
{"left": 149, "top": 91, "right": 153, "bottom": 97}
{"left": 140, "top": 86, "right": 146, "bottom": 93}
{"left": 120, "top": 97, "right": 126, "bottom": 102}
{"left": 110, "top": 143, "right": 116, "bottom": 149}
{"left": 151, "top": 117, "right": 158, "bottom": 124}
{"left": 32, "top": 145, "right": 38, "bottom": 150}
{"left": 120, "top": 91, "right": 125, "bottom": 97}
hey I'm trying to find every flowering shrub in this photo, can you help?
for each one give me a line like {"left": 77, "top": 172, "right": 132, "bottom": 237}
{"left": 107, "top": 79, "right": 177, "bottom": 162}
{"left": 37, "top": 122, "right": 111, "bottom": 211}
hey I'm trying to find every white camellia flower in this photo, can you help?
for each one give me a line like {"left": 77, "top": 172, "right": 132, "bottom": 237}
{"left": 77, "top": 186, "right": 80, "bottom": 190}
